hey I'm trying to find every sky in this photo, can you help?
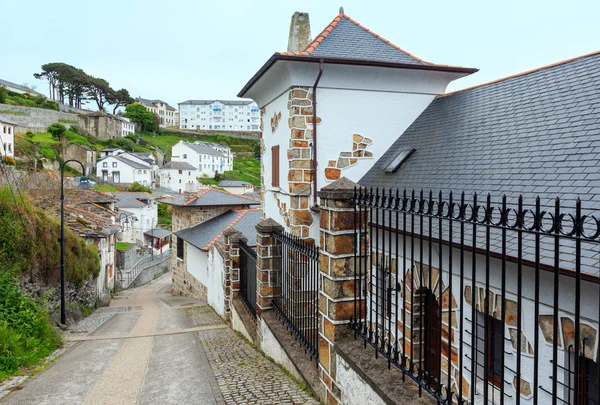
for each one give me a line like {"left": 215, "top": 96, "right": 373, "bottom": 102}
{"left": 3, "top": 0, "right": 600, "bottom": 108}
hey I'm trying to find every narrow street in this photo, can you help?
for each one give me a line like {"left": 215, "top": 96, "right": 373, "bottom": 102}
{"left": 1, "top": 274, "right": 318, "bottom": 405}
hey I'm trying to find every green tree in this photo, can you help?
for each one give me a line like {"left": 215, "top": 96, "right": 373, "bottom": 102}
{"left": 85, "top": 77, "right": 111, "bottom": 111}
{"left": 0, "top": 85, "right": 7, "bottom": 104}
{"left": 123, "top": 103, "right": 157, "bottom": 132}
{"left": 127, "top": 182, "right": 151, "bottom": 193}
{"left": 113, "top": 138, "right": 135, "bottom": 152}
{"left": 47, "top": 123, "right": 67, "bottom": 140}
{"left": 107, "top": 88, "right": 134, "bottom": 114}
{"left": 252, "top": 140, "right": 260, "bottom": 159}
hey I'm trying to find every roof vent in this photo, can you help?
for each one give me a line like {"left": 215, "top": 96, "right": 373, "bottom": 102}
{"left": 384, "top": 148, "right": 416, "bottom": 173}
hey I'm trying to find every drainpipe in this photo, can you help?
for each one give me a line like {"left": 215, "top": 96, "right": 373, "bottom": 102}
{"left": 311, "top": 59, "right": 324, "bottom": 210}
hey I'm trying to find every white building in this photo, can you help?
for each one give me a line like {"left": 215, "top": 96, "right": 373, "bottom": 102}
{"left": 112, "top": 192, "right": 158, "bottom": 243}
{"left": 170, "top": 140, "right": 233, "bottom": 178}
{"left": 0, "top": 115, "right": 16, "bottom": 159}
{"left": 178, "top": 100, "right": 260, "bottom": 132}
{"left": 96, "top": 149, "right": 155, "bottom": 187}
{"left": 157, "top": 161, "right": 200, "bottom": 194}
{"left": 136, "top": 98, "right": 177, "bottom": 127}
{"left": 217, "top": 180, "right": 253, "bottom": 195}
{"left": 118, "top": 116, "right": 135, "bottom": 137}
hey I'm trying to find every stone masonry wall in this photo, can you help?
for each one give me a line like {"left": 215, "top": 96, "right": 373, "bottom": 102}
{"left": 0, "top": 103, "right": 78, "bottom": 134}
{"left": 286, "top": 86, "right": 321, "bottom": 239}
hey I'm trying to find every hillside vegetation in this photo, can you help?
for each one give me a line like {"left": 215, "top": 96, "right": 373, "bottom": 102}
{"left": 0, "top": 186, "right": 100, "bottom": 380}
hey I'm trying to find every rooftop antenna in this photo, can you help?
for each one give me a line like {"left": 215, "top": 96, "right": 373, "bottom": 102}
{"left": 339, "top": 7, "right": 344, "bottom": 14}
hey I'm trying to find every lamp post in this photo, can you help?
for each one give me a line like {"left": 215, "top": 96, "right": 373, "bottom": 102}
{"left": 116, "top": 213, "right": 130, "bottom": 294}
{"left": 150, "top": 218, "right": 158, "bottom": 259}
{"left": 60, "top": 159, "right": 87, "bottom": 325}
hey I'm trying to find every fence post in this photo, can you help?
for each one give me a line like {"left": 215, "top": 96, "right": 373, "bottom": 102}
{"left": 223, "top": 228, "right": 245, "bottom": 322}
{"left": 318, "top": 177, "right": 366, "bottom": 405}
{"left": 255, "top": 218, "right": 284, "bottom": 317}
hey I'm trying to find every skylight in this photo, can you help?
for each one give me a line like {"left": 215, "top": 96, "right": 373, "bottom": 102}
{"left": 384, "top": 148, "right": 416, "bottom": 173}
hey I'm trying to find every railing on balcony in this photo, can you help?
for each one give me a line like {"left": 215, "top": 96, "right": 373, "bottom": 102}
{"left": 273, "top": 229, "right": 320, "bottom": 362}
{"left": 352, "top": 187, "right": 600, "bottom": 405}
{"left": 239, "top": 240, "right": 258, "bottom": 321}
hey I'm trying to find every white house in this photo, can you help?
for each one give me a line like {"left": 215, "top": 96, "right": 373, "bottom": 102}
{"left": 118, "top": 116, "right": 135, "bottom": 137}
{"left": 0, "top": 78, "right": 42, "bottom": 96}
{"left": 178, "top": 100, "right": 260, "bottom": 131}
{"left": 157, "top": 161, "right": 200, "bottom": 194}
{"left": 0, "top": 115, "right": 16, "bottom": 159}
{"left": 136, "top": 98, "right": 177, "bottom": 127}
{"left": 217, "top": 180, "right": 253, "bottom": 195}
{"left": 238, "top": 12, "right": 477, "bottom": 240}
{"left": 112, "top": 192, "right": 158, "bottom": 243}
{"left": 170, "top": 140, "right": 233, "bottom": 178}
{"left": 96, "top": 149, "right": 155, "bottom": 187}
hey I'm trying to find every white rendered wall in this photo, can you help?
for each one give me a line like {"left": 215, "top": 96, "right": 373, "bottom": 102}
{"left": 207, "top": 247, "right": 225, "bottom": 317}
{"left": 0, "top": 123, "right": 15, "bottom": 158}
{"left": 336, "top": 354, "right": 387, "bottom": 405}
{"left": 158, "top": 168, "right": 199, "bottom": 193}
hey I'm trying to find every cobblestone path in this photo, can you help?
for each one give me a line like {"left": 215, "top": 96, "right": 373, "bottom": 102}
{"left": 189, "top": 307, "right": 320, "bottom": 405}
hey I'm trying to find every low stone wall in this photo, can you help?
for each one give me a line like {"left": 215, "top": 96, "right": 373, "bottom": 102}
{"left": 0, "top": 103, "right": 79, "bottom": 133}
{"left": 162, "top": 127, "right": 261, "bottom": 140}
{"left": 128, "top": 257, "right": 171, "bottom": 289}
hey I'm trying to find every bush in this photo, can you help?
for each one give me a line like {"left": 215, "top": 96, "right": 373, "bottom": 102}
{"left": 214, "top": 171, "right": 222, "bottom": 183}
{"left": 114, "top": 138, "right": 135, "bottom": 152}
{"left": 0, "top": 85, "right": 7, "bottom": 104}
{"left": 25, "top": 131, "right": 34, "bottom": 138}
{"left": 127, "top": 182, "right": 151, "bottom": 193}
{"left": 0, "top": 271, "right": 62, "bottom": 379}
{"left": 47, "top": 123, "right": 67, "bottom": 140}
{"left": 2, "top": 156, "right": 16, "bottom": 166}
{"left": 69, "top": 125, "right": 79, "bottom": 134}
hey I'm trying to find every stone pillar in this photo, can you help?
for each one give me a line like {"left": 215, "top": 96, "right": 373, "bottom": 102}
{"left": 255, "top": 218, "right": 284, "bottom": 316}
{"left": 223, "top": 228, "right": 245, "bottom": 322}
{"left": 318, "top": 177, "right": 367, "bottom": 405}
{"left": 287, "top": 12, "right": 311, "bottom": 53}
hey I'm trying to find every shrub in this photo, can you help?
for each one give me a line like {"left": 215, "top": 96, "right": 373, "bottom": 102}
{"left": 2, "top": 156, "right": 16, "bottom": 166}
{"left": 127, "top": 182, "right": 151, "bottom": 193}
{"left": 0, "top": 85, "right": 7, "bottom": 104}
{"left": 25, "top": 131, "right": 34, "bottom": 138}
{"left": 69, "top": 125, "right": 79, "bottom": 134}
{"left": 47, "top": 123, "right": 67, "bottom": 140}
{"left": 114, "top": 138, "right": 135, "bottom": 152}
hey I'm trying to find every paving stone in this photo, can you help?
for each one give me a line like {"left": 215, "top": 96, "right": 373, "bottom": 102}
{"left": 189, "top": 307, "right": 319, "bottom": 405}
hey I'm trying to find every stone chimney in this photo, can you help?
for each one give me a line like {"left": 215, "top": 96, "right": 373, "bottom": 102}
{"left": 287, "top": 12, "right": 311, "bottom": 53}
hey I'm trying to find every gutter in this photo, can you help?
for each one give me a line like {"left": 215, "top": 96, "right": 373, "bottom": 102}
{"left": 311, "top": 59, "right": 324, "bottom": 210}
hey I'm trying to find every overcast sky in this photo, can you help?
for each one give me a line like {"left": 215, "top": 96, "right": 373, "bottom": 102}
{"left": 3, "top": 0, "right": 599, "bottom": 107}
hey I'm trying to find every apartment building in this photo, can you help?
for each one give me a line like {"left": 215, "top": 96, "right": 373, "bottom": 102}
{"left": 136, "top": 97, "right": 177, "bottom": 127}
{"left": 178, "top": 100, "right": 260, "bottom": 131}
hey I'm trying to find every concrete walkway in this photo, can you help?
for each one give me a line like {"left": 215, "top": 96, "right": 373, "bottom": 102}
{"left": 1, "top": 274, "right": 225, "bottom": 405}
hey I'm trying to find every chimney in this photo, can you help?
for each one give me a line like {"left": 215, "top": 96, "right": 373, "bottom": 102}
{"left": 287, "top": 12, "right": 311, "bottom": 53}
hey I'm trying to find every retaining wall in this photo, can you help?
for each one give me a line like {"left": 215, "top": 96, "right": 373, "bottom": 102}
{"left": 0, "top": 103, "right": 79, "bottom": 133}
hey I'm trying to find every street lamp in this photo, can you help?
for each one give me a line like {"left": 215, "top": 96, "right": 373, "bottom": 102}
{"left": 116, "top": 213, "right": 130, "bottom": 294}
{"left": 60, "top": 159, "right": 87, "bottom": 325}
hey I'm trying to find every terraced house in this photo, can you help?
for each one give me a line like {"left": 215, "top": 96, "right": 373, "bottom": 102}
{"left": 234, "top": 9, "right": 600, "bottom": 405}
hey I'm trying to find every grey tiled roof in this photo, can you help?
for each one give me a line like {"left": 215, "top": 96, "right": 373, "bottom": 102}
{"left": 113, "top": 155, "right": 151, "bottom": 170}
{"left": 160, "top": 161, "right": 197, "bottom": 170}
{"left": 307, "top": 16, "right": 424, "bottom": 65}
{"left": 136, "top": 97, "right": 176, "bottom": 111}
{"left": 112, "top": 192, "right": 152, "bottom": 208}
{"left": 218, "top": 180, "right": 250, "bottom": 187}
{"left": 179, "top": 100, "right": 255, "bottom": 106}
{"left": 144, "top": 227, "right": 171, "bottom": 239}
{"left": 160, "top": 189, "right": 260, "bottom": 207}
{"left": 176, "top": 209, "right": 261, "bottom": 250}
{"left": 0, "top": 115, "right": 17, "bottom": 125}
{"left": 360, "top": 51, "right": 600, "bottom": 275}
{"left": 0, "top": 78, "right": 42, "bottom": 95}
{"left": 183, "top": 142, "right": 225, "bottom": 157}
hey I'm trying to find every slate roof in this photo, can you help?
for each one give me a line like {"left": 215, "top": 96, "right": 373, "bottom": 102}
{"left": 144, "top": 227, "right": 171, "bottom": 239}
{"left": 176, "top": 209, "right": 261, "bottom": 250}
{"left": 98, "top": 154, "right": 151, "bottom": 170}
{"left": 179, "top": 100, "right": 255, "bottom": 106}
{"left": 112, "top": 192, "right": 152, "bottom": 208}
{"left": 160, "top": 161, "right": 198, "bottom": 171}
{"left": 136, "top": 97, "right": 176, "bottom": 111}
{"left": 182, "top": 142, "right": 226, "bottom": 157}
{"left": 160, "top": 189, "right": 260, "bottom": 207}
{"left": 218, "top": 180, "right": 250, "bottom": 187}
{"left": 238, "top": 13, "right": 477, "bottom": 98}
{"left": 0, "top": 78, "right": 42, "bottom": 95}
{"left": 0, "top": 115, "right": 17, "bottom": 125}
{"left": 360, "top": 50, "right": 600, "bottom": 275}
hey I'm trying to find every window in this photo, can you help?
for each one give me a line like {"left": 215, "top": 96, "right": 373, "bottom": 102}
{"left": 112, "top": 162, "right": 117, "bottom": 168}
{"left": 178, "top": 170, "right": 182, "bottom": 174}
{"left": 183, "top": 154, "right": 187, "bottom": 159}
{"left": 103, "top": 162, "right": 108, "bottom": 168}
{"left": 176, "top": 237, "right": 184, "bottom": 259}
{"left": 474, "top": 310, "right": 504, "bottom": 390}
{"left": 271, "top": 145, "right": 280, "bottom": 187}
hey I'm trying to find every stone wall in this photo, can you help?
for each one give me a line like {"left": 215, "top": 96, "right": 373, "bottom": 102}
{"left": 78, "top": 113, "right": 121, "bottom": 141}
{"left": 0, "top": 103, "right": 79, "bottom": 134}
{"left": 162, "top": 127, "right": 261, "bottom": 140}
{"left": 64, "top": 144, "right": 96, "bottom": 176}
{"left": 127, "top": 256, "right": 171, "bottom": 289}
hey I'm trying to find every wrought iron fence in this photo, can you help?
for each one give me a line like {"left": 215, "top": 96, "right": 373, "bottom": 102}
{"left": 352, "top": 187, "right": 600, "bottom": 405}
{"left": 239, "top": 240, "right": 258, "bottom": 321}
{"left": 273, "top": 229, "right": 320, "bottom": 362}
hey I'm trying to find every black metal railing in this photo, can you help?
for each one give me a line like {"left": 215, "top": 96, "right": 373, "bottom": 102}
{"left": 273, "top": 229, "right": 320, "bottom": 362}
{"left": 239, "top": 240, "right": 258, "bottom": 321}
{"left": 352, "top": 187, "right": 600, "bottom": 405}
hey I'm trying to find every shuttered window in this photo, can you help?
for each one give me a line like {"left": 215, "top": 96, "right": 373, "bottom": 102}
{"left": 271, "top": 145, "right": 280, "bottom": 188}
